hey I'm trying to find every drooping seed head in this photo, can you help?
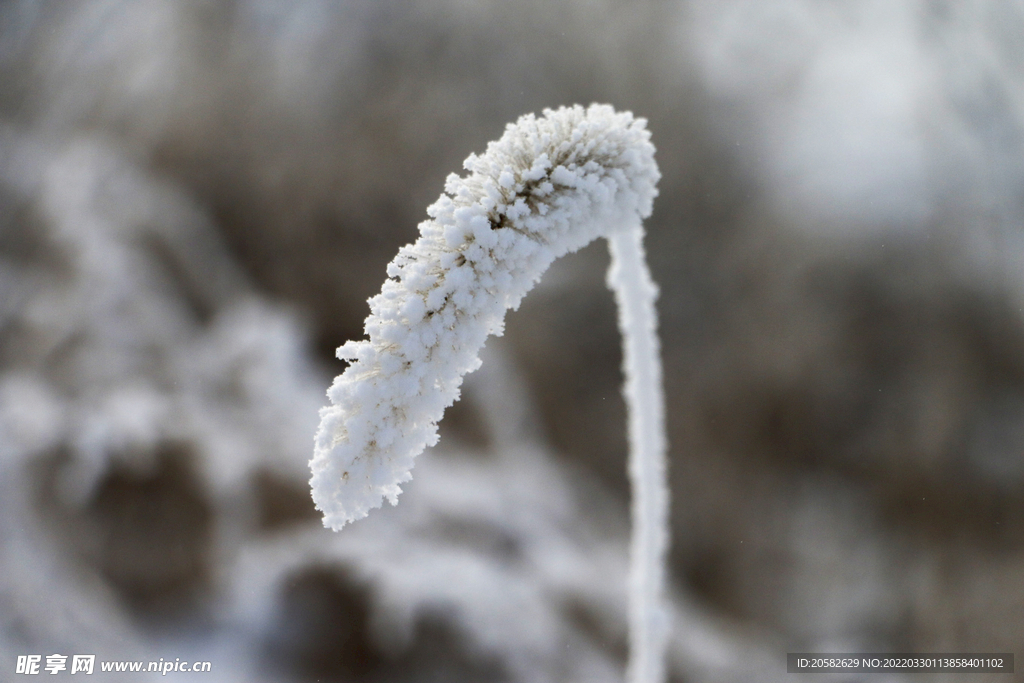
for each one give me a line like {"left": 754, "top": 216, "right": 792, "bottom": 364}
{"left": 311, "top": 103, "right": 660, "bottom": 530}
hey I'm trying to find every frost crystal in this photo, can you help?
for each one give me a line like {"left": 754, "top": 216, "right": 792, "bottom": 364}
{"left": 311, "top": 104, "right": 660, "bottom": 530}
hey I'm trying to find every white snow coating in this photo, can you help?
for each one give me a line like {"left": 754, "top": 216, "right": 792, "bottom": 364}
{"left": 608, "top": 227, "right": 670, "bottom": 683}
{"left": 311, "top": 103, "right": 660, "bottom": 530}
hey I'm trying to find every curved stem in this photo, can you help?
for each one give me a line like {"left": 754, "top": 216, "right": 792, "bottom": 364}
{"left": 311, "top": 103, "right": 666, "bottom": 679}
{"left": 607, "top": 224, "right": 669, "bottom": 683}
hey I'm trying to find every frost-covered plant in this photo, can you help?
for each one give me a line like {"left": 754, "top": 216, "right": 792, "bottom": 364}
{"left": 312, "top": 104, "right": 667, "bottom": 682}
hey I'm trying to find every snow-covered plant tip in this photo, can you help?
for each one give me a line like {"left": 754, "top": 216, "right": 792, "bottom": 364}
{"left": 312, "top": 103, "right": 659, "bottom": 526}
{"left": 313, "top": 103, "right": 667, "bottom": 681}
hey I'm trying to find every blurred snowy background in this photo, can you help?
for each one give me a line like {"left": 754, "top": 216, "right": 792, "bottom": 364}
{"left": 2, "top": 1, "right": 1024, "bottom": 681}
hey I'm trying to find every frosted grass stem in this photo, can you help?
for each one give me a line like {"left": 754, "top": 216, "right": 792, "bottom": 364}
{"left": 608, "top": 225, "right": 669, "bottom": 683}
{"left": 312, "top": 104, "right": 667, "bottom": 682}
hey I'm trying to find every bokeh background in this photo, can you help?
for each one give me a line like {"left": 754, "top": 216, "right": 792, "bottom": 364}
{"left": 2, "top": 1, "right": 1024, "bottom": 681}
